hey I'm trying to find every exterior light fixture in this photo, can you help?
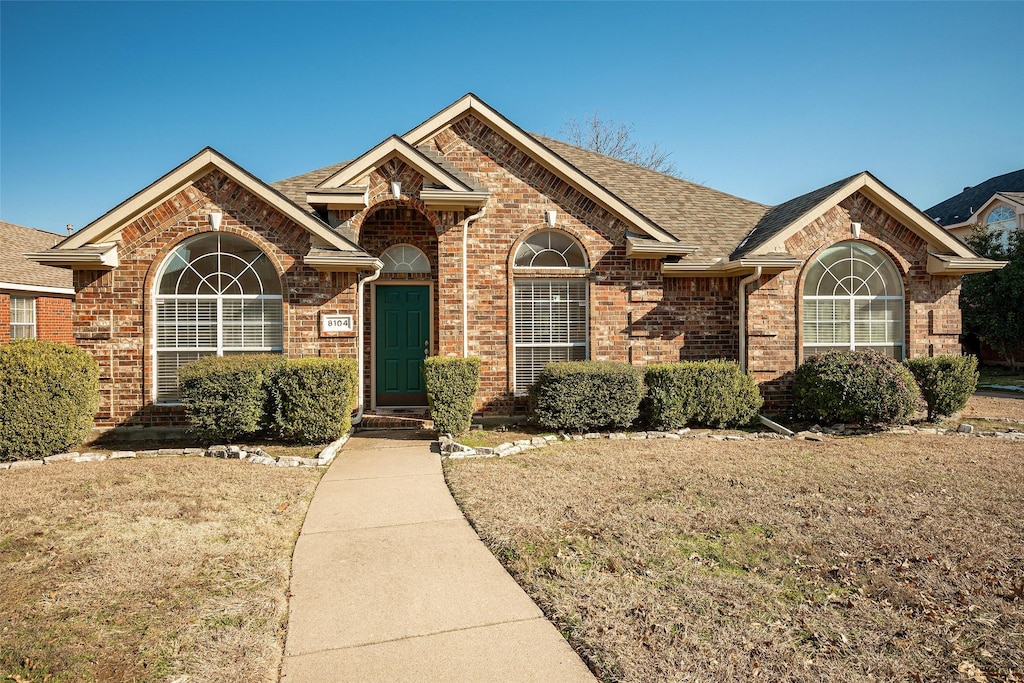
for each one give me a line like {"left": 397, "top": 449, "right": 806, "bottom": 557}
{"left": 209, "top": 212, "right": 223, "bottom": 231}
{"left": 391, "top": 181, "right": 402, "bottom": 200}
{"left": 544, "top": 210, "right": 557, "bottom": 227}
{"left": 851, "top": 221, "right": 861, "bottom": 239}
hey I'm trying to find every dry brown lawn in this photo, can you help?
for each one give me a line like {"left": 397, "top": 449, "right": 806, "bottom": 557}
{"left": 0, "top": 458, "right": 323, "bottom": 682}
{"left": 446, "top": 433, "right": 1024, "bottom": 682}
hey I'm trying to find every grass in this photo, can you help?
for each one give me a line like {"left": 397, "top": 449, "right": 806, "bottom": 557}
{"left": 0, "top": 458, "right": 323, "bottom": 682}
{"left": 445, "top": 422, "right": 1024, "bottom": 681}
{"left": 978, "top": 365, "right": 1024, "bottom": 391}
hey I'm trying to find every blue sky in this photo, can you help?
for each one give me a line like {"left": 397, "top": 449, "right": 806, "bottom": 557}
{"left": 2, "top": 1, "right": 1021, "bottom": 235}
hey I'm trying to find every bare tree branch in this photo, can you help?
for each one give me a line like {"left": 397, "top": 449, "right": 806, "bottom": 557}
{"left": 560, "top": 111, "right": 678, "bottom": 175}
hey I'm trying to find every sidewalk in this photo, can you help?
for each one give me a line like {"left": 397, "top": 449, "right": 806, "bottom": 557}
{"left": 280, "top": 431, "right": 596, "bottom": 682}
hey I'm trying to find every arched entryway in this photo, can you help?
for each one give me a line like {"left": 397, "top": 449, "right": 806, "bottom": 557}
{"left": 358, "top": 204, "right": 439, "bottom": 408}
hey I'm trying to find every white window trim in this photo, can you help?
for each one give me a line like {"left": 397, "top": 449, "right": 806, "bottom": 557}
{"left": 511, "top": 278, "right": 590, "bottom": 395}
{"left": 802, "top": 242, "right": 905, "bottom": 359}
{"left": 10, "top": 296, "right": 36, "bottom": 339}
{"left": 152, "top": 235, "right": 283, "bottom": 404}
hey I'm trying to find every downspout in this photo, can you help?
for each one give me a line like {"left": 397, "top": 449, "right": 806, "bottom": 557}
{"left": 737, "top": 266, "right": 762, "bottom": 374}
{"left": 461, "top": 207, "right": 486, "bottom": 357}
{"left": 737, "top": 266, "right": 794, "bottom": 436}
{"left": 352, "top": 265, "right": 383, "bottom": 426}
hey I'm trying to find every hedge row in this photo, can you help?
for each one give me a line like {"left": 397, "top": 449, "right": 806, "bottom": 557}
{"left": 178, "top": 355, "right": 358, "bottom": 444}
{"left": 0, "top": 340, "right": 100, "bottom": 461}
{"left": 530, "top": 359, "right": 759, "bottom": 432}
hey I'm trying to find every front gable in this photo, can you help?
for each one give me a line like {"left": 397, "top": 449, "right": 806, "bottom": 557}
{"left": 26, "top": 148, "right": 380, "bottom": 273}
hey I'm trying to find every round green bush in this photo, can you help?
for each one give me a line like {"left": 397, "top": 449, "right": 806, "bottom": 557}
{"left": 423, "top": 356, "right": 481, "bottom": 436}
{"left": 793, "top": 350, "right": 920, "bottom": 425}
{"left": 0, "top": 339, "right": 100, "bottom": 460}
{"left": 905, "top": 355, "right": 978, "bottom": 421}
{"left": 274, "top": 357, "right": 358, "bottom": 444}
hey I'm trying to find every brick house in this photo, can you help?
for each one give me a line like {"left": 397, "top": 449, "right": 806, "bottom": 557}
{"left": 27, "top": 94, "right": 1002, "bottom": 426}
{"left": 925, "top": 168, "right": 1023, "bottom": 364}
{"left": 1, "top": 221, "right": 74, "bottom": 344}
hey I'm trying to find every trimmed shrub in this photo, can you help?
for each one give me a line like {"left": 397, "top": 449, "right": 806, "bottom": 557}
{"left": 530, "top": 361, "right": 644, "bottom": 432}
{"left": 642, "top": 360, "right": 763, "bottom": 429}
{"left": 274, "top": 357, "right": 358, "bottom": 444}
{"left": 905, "top": 354, "right": 978, "bottom": 421}
{"left": 423, "top": 356, "right": 481, "bottom": 435}
{"left": 793, "top": 350, "right": 920, "bottom": 425}
{"left": 178, "top": 354, "right": 284, "bottom": 443}
{"left": 0, "top": 339, "right": 100, "bottom": 460}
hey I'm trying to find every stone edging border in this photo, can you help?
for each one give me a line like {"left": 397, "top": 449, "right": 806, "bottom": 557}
{"left": 0, "top": 430, "right": 353, "bottom": 472}
{"left": 440, "top": 421, "right": 1024, "bottom": 459}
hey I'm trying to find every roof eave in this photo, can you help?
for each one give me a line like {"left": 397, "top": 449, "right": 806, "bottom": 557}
{"left": 927, "top": 253, "right": 1008, "bottom": 275}
{"left": 304, "top": 251, "right": 383, "bottom": 273}
{"left": 24, "top": 243, "right": 119, "bottom": 270}
{"left": 662, "top": 256, "right": 803, "bottom": 277}
{"left": 625, "top": 236, "right": 699, "bottom": 259}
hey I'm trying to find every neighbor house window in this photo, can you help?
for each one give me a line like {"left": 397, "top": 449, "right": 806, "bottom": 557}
{"left": 154, "top": 233, "right": 283, "bottom": 402}
{"left": 512, "top": 230, "right": 589, "bottom": 393}
{"left": 803, "top": 241, "right": 904, "bottom": 359}
{"left": 985, "top": 205, "right": 1017, "bottom": 252}
{"left": 10, "top": 296, "right": 36, "bottom": 339}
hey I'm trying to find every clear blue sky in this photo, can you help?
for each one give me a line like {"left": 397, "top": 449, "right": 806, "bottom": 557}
{"left": 2, "top": 1, "right": 1021, "bottom": 236}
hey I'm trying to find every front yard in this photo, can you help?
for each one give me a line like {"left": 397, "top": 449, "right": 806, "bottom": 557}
{"left": 0, "top": 458, "right": 322, "bottom": 682}
{"left": 446, "top": 432, "right": 1024, "bottom": 682}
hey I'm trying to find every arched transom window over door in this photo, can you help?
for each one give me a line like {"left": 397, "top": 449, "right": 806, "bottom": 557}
{"left": 380, "top": 244, "right": 430, "bottom": 274}
{"left": 512, "top": 230, "right": 589, "bottom": 394}
{"left": 155, "top": 233, "right": 283, "bottom": 402}
{"left": 803, "top": 241, "right": 904, "bottom": 359}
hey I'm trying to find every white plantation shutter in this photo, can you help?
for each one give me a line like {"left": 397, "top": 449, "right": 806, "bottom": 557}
{"left": 513, "top": 279, "right": 588, "bottom": 392}
{"left": 155, "top": 234, "right": 283, "bottom": 402}
{"left": 803, "top": 242, "right": 904, "bottom": 359}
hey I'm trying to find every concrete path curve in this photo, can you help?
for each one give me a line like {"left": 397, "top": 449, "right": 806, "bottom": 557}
{"left": 280, "top": 431, "right": 596, "bottom": 682}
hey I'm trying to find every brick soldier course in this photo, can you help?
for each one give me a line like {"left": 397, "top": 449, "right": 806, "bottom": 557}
{"left": 26, "top": 94, "right": 1002, "bottom": 427}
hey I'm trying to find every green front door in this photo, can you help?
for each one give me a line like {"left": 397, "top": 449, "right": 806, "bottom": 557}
{"left": 375, "top": 285, "right": 430, "bottom": 406}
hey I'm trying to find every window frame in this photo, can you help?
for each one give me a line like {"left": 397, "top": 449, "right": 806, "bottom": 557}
{"left": 510, "top": 230, "right": 590, "bottom": 395}
{"left": 10, "top": 296, "right": 36, "bottom": 339}
{"left": 985, "top": 205, "right": 1018, "bottom": 252}
{"left": 801, "top": 241, "right": 905, "bottom": 360}
{"left": 380, "top": 243, "right": 431, "bottom": 274}
{"left": 152, "top": 233, "right": 284, "bottom": 404}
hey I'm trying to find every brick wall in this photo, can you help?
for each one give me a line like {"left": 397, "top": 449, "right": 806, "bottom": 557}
{"left": 0, "top": 293, "right": 73, "bottom": 344}
{"left": 747, "top": 192, "right": 964, "bottom": 410}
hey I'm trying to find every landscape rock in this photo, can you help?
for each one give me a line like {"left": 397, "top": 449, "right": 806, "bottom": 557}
{"left": 957, "top": 423, "right": 974, "bottom": 434}
{"left": 11, "top": 460, "right": 44, "bottom": 469}
{"left": 109, "top": 451, "right": 136, "bottom": 459}
{"left": 43, "top": 452, "right": 80, "bottom": 463}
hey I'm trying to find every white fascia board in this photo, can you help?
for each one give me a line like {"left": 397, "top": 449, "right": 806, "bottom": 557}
{"left": 305, "top": 190, "right": 368, "bottom": 209}
{"left": 419, "top": 189, "right": 490, "bottom": 209}
{"left": 661, "top": 257, "right": 802, "bottom": 277}
{"left": 402, "top": 94, "right": 677, "bottom": 243}
{"left": 927, "top": 253, "right": 1007, "bottom": 275}
{"left": 304, "top": 252, "right": 384, "bottom": 273}
{"left": 0, "top": 281, "right": 75, "bottom": 296}
{"left": 62, "top": 148, "right": 360, "bottom": 253}
{"left": 24, "top": 243, "right": 119, "bottom": 269}
{"left": 316, "top": 136, "right": 472, "bottom": 191}
{"left": 625, "top": 237, "right": 699, "bottom": 258}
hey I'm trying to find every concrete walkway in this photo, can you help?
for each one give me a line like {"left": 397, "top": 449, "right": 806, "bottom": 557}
{"left": 280, "top": 431, "right": 596, "bottom": 682}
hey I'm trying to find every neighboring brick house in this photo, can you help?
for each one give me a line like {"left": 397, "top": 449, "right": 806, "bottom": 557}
{"left": 27, "top": 94, "right": 1003, "bottom": 426}
{"left": 925, "top": 169, "right": 1023, "bottom": 364}
{"left": 1, "top": 221, "right": 74, "bottom": 344}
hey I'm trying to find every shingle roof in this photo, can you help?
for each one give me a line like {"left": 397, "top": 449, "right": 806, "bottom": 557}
{"left": 925, "top": 169, "right": 1024, "bottom": 225}
{"left": 0, "top": 221, "right": 73, "bottom": 290}
{"left": 731, "top": 174, "right": 859, "bottom": 259}
{"left": 272, "top": 160, "right": 350, "bottom": 212}
{"left": 999, "top": 191, "right": 1024, "bottom": 205}
{"left": 535, "top": 136, "right": 771, "bottom": 259}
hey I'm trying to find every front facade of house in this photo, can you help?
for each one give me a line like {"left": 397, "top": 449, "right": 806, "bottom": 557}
{"left": 1, "top": 221, "right": 75, "bottom": 344}
{"left": 28, "top": 95, "right": 1001, "bottom": 426}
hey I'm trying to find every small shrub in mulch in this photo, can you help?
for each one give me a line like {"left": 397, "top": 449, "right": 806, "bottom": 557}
{"left": 793, "top": 350, "right": 919, "bottom": 425}
{"left": 424, "top": 356, "right": 481, "bottom": 436}
{"left": 530, "top": 361, "right": 644, "bottom": 432}
{"left": 905, "top": 354, "right": 978, "bottom": 421}
{"left": 642, "top": 359, "right": 763, "bottom": 429}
